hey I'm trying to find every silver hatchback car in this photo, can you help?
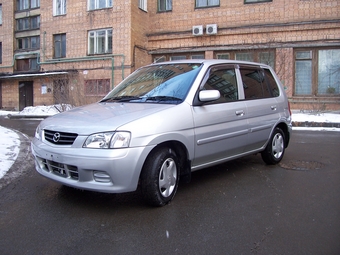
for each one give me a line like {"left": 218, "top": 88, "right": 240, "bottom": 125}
{"left": 32, "top": 60, "right": 292, "bottom": 206}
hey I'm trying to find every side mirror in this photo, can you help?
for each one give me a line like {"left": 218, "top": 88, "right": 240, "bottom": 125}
{"left": 199, "top": 90, "right": 220, "bottom": 102}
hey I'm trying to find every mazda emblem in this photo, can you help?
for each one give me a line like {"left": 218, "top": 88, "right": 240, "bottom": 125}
{"left": 53, "top": 132, "right": 61, "bottom": 143}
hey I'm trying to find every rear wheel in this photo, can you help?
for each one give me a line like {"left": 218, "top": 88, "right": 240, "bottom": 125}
{"left": 261, "top": 127, "right": 285, "bottom": 165}
{"left": 141, "top": 147, "right": 180, "bottom": 206}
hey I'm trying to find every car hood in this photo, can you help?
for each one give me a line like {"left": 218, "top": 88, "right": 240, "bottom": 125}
{"left": 40, "top": 102, "right": 174, "bottom": 135}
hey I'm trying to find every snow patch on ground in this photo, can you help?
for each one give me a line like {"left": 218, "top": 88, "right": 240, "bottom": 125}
{"left": 0, "top": 126, "right": 20, "bottom": 179}
{"left": 292, "top": 112, "right": 340, "bottom": 123}
{"left": 0, "top": 104, "right": 72, "bottom": 117}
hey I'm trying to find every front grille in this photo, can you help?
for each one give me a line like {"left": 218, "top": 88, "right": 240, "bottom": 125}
{"left": 38, "top": 157, "right": 79, "bottom": 180}
{"left": 44, "top": 130, "right": 78, "bottom": 145}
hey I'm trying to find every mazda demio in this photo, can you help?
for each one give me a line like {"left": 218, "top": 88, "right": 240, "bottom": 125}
{"left": 32, "top": 60, "right": 292, "bottom": 206}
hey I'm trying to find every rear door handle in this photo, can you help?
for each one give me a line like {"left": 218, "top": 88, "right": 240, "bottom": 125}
{"left": 235, "top": 110, "right": 245, "bottom": 116}
{"left": 271, "top": 105, "right": 277, "bottom": 111}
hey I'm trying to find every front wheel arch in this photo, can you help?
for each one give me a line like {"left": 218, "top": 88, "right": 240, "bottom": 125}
{"left": 140, "top": 144, "right": 187, "bottom": 206}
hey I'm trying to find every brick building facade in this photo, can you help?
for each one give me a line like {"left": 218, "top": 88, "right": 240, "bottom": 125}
{"left": 0, "top": 0, "right": 339, "bottom": 111}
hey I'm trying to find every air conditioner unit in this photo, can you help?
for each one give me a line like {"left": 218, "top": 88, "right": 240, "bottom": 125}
{"left": 206, "top": 24, "right": 218, "bottom": 35}
{"left": 192, "top": 25, "right": 203, "bottom": 36}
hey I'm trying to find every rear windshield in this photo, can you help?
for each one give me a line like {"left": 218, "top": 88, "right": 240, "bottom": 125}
{"left": 101, "top": 63, "right": 202, "bottom": 104}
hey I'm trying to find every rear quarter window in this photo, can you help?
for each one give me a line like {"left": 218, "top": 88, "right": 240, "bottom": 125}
{"left": 263, "top": 68, "right": 280, "bottom": 97}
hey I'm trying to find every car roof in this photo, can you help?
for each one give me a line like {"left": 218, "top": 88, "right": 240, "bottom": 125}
{"left": 149, "top": 59, "right": 271, "bottom": 68}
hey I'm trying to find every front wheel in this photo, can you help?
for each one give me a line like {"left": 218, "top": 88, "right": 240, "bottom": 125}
{"left": 261, "top": 127, "right": 285, "bottom": 165}
{"left": 140, "top": 147, "right": 180, "bottom": 206}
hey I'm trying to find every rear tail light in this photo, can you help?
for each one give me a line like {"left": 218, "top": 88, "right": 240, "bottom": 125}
{"left": 288, "top": 101, "right": 292, "bottom": 116}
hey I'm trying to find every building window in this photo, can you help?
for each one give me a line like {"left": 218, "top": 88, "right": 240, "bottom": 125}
{"left": 170, "top": 56, "right": 186, "bottom": 61}
{"left": 217, "top": 54, "right": 230, "bottom": 60}
{"left": 0, "top": 4, "right": 2, "bottom": 25}
{"left": 16, "top": 16, "right": 40, "bottom": 31}
{"left": 215, "top": 50, "right": 275, "bottom": 68}
{"left": 158, "top": 0, "right": 172, "bottom": 12}
{"left": 295, "top": 51, "right": 312, "bottom": 95}
{"left": 16, "top": 58, "right": 39, "bottom": 71}
{"left": 0, "top": 42, "right": 2, "bottom": 64}
{"left": 17, "top": 0, "right": 40, "bottom": 11}
{"left": 85, "top": 79, "right": 110, "bottom": 96}
{"left": 54, "top": 34, "right": 66, "bottom": 58}
{"left": 318, "top": 50, "right": 340, "bottom": 95}
{"left": 191, "top": 55, "right": 204, "bottom": 59}
{"left": 196, "top": 0, "right": 219, "bottom": 8}
{"left": 88, "top": 28, "right": 112, "bottom": 55}
{"left": 244, "top": 0, "right": 272, "bottom": 3}
{"left": 88, "top": 0, "right": 112, "bottom": 11}
{"left": 235, "top": 52, "right": 253, "bottom": 62}
{"left": 295, "top": 49, "right": 340, "bottom": 96}
{"left": 31, "top": 0, "right": 40, "bottom": 8}
{"left": 17, "top": 36, "right": 40, "bottom": 50}
{"left": 154, "top": 56, "right": 166, "bottom": 63}
{"left": 259, "top": 52, "right": 275, "bottom": 67}
{"left": 53, "top": 0, "right": 66, "bottom": 16}
{"left": 139, "top": 0, "right": 147, "bottom": 11}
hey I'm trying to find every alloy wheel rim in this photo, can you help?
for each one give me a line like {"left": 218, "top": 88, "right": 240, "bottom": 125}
{"left": 158, "top": 158, "right": 177, "bottom": 197}
{"left": 272, "top": 133, "right": 284, "bottom": 159}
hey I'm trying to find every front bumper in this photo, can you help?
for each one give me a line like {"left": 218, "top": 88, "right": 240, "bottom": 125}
{"left": 31, "top": 138, "right": 154, "bottom": 193}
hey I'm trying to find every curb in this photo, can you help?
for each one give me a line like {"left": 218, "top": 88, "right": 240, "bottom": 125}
{"left": 292, "top": 122, "right": 340, "bottom": 128}
{"left": 7, "top": 114, "right": 51, "bottom": 119}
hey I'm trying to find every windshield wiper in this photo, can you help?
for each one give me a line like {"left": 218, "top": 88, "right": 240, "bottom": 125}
{"left": 100, "top": 96, "right": 143, "bottom": 103}
{"left": 144, "top": 96, "right": 183, "bottom": 103}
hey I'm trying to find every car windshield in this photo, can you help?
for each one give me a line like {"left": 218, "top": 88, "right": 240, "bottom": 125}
{"left": 101, "top": 63, "right": 202, "bottom": 104}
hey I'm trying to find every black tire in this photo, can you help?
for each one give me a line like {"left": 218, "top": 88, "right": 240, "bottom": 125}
{"left": 261, "top": 127, "right": 285, "bottom": 165}
{"left": 140, "top": 147, "right": 180, "bottom": 206}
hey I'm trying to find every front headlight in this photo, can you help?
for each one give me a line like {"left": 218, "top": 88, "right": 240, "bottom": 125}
{"left": 83, "top": 131, "right": 131, "bottom": 149}
{"left": 35, "top": 125, "right": 42, "bottom": 140}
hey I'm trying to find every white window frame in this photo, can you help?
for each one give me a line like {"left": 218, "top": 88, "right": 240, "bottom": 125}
{"left": 139, "top": 0, "right": 147, "bottom": 11}
{"left": 0, "top": 4, "right": 2, "bottom": 25}
{"left": 88, "top": 0, "right": 113, "bottom": 11}
{"left": 88, "top": 28, "right": 112, "bottom": 55}
{"left": 53, "top": 0, "right": 66, "bottom": 16}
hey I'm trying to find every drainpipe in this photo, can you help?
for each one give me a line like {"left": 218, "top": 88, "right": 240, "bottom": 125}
{"left": 43, "top": 31, "right": 46, "bottom": 62}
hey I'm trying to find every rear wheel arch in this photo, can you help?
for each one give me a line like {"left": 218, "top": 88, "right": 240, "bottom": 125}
{"left": 276, "top": 122, "right": 290, "bottom": 148}
{"left": 261, "top": 126, "right": 286, "bottom": 165}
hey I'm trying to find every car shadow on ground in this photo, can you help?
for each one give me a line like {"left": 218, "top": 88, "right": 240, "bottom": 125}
{"left": 55, "top": 154, "right": 269, "bottom": 211}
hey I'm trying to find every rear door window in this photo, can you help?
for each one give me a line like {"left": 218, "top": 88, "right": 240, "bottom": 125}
{"left": 240, "top": 67, "right": 272, "bottom": 99}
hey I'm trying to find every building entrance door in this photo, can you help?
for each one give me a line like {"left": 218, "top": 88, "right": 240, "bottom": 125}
{"left": 19, "top": 81, "right": 33, "bottom": 111}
